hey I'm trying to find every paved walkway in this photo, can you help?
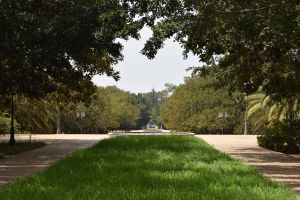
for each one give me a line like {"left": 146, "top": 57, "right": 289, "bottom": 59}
{"left": 197, "top": 135, "right": 300, "bottom": 195}
{"left": 0, "top": 134, "right": 108, "bottom": 186}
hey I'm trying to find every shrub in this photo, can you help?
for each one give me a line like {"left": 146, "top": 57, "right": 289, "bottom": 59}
{"left": 257, "top": 118, "right": 300, "bottom": 153}
{"left": 0, "top": 115, "right": 20, "bottom": 134}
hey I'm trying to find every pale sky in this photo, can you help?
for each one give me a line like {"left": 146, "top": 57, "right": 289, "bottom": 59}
{"left": 92, "top": 27, "right": 200, "bottom": 94}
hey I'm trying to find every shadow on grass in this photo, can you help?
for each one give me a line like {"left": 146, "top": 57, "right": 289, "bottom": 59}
{"left": 0, "top": 136, "right": 297, "bottom": 200}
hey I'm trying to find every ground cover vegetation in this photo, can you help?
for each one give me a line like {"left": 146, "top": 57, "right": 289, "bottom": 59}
{"left": 0, "top": 136, "right": 296, "bottom": 200}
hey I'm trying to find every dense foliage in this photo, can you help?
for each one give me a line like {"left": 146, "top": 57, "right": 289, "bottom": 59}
{"left": 258, "top": 116, "right": 300, "bottom": 153}
{"left": 136, "top": 85, "right": 175, "bottom": 128}
{"left": 131, "top": 0, "right": 300, "bottom": 100}
{"left": 0, "top": 115, "right": 19, "bottom": 134}
{"left": 61, "top": 86, "right": 141, "bottom": 133}
{"left": 0, "top": 85, "right": 174, "bottom": 135}
{"left": 0, "top": 0, "right": 143, "bottom": 98}
{"left": 1, "top": 1, "right": 299, "bottom": 148}
{"left": 247, "top": 93, "right": 300, "bottom": 153}
{"left": 15, "top": 98, "right": 57, "bottom": 134}
{"left": 0, "top": 0, "right": 147, "bottom": 143}
{"left": 247, "top": 93, "right": 300, "bottom": 128}
{"left": 160, "top": 75, "right": 246, "bottom": 134}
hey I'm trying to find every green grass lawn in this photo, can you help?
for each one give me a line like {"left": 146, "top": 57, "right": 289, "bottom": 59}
{"left": 0, "top": 142, "right": 46, "bottom": 159}
{"left": 0, "top": 136, "right": 296, "bottom": 200}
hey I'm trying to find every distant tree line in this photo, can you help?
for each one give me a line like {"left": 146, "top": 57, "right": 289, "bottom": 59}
{"left": 0, "top": 86, "right": 173, "bottom": 134}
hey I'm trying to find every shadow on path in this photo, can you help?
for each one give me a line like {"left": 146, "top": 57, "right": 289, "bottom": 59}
{"left": 197, "top": 135, "right": 300, "bottom": 195}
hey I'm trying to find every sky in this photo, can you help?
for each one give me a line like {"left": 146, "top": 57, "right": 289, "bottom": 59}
{"left": 92, "top": 27, "right": 200, "bottom": 94}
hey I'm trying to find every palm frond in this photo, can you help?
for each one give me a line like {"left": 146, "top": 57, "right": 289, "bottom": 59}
{"left": 247, "top": 93, "right": 299, "bottom": 125}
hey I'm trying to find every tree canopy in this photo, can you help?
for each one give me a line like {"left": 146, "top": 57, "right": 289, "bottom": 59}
{"left": 160, "top": 75, "right": 245, "bottom": 134}
{"left": 58, "top": 86, "right": 142, "bottom": 133}
{"left": 130, "top": 0, "right": 300, "bottom": 99}
{"left": 0, "top": 0, "right": 143, "bottom": 97}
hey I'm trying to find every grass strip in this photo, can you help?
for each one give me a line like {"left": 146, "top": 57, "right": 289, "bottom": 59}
{"left": 0, "top": 136, "right": 296, "bottom": 200}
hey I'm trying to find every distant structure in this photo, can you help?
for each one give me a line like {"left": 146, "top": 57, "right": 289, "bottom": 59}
{"left": 146, "top": 123, "right": 159, "bottom": 129}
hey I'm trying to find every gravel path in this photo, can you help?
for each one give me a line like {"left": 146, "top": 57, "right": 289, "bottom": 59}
{"left": 197, "top": 135, "right": 300, "bottom": 195}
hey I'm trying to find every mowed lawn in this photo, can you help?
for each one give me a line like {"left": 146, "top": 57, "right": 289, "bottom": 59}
{"left": 0, "top": 136, "right": 296, "bottom": 200}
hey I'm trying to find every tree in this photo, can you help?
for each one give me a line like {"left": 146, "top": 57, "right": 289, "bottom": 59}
{"left": 0, "top": 0, "right": 143, "bottom": 144}
{"left": 60, "top": 87, "right": 141, "bottom": 133}
{"left": 135, "top": 93, "right": 151, "bottom": 129}
{"left": 129, "top": 1, "right": 300, "bottom": 99}
{"left": 14, "top": 97, "right": 57, "bottom": 134}
{"left": 160, "top": 75, "right": 245, "bottom": 134}
{"left": 135, "top": 84, "right": 174, "bottom": 129}
{"left": 44, "top": 82, "right": 96, "bottom": 134}
{"left": 247, "top": 93, "right": 300, "bottom": 127}
{"left": 0, "top": 0, "right": 139, "bottom": 96}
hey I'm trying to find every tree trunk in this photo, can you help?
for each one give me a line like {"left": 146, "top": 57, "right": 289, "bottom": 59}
{"left": 9, "top": 94, "right": 15, "bottom": 145}
{"left": 56, "top": 107, "right": 61, "bottom": 134}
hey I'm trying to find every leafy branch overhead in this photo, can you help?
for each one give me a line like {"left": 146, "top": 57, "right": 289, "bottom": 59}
{"left": 129, "top": 0, "right": 300, "bottom": 99}
{"left": 0, "top": 0, "right": 144, "bottom": 97}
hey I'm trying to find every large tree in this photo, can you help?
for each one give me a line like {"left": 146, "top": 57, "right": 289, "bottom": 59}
{"left": 129, "top": 0, "right": 300, "bottom": 99}
{"left": 0, "top": 0, "right": 143, "bottom": 144}
{"left": 0, "top": 0, "right": 143, "bottom": 96}
{"left": 160, "top": 75, "right": 245, "bottom": 134}
{"left": 61, "top": 86, "right": 141, "bottom": 133}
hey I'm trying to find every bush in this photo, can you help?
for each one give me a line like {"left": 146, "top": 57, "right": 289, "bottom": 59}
{"left": 257, "top": 118, "right": 300, "bottom": 153}
{"left": 0, "top": 115, "right": 20, "bottom": 134}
